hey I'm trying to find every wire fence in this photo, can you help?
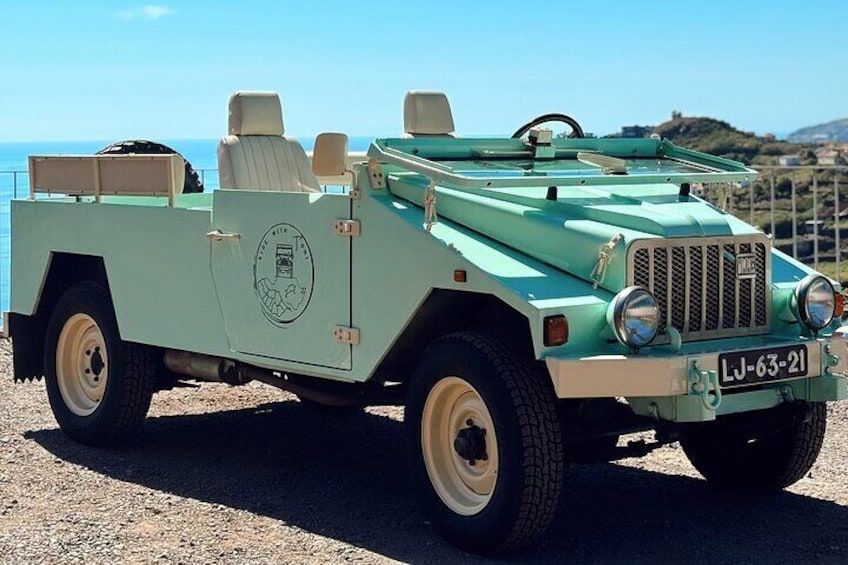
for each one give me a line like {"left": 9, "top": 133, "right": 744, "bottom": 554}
{"left": 698, "top": 165, "right": 847, "bottom": 282}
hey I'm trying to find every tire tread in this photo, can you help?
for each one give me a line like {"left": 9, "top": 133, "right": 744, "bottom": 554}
{"left": 44, "top": 281, "right": 155, "bottom": 447}
{"left": 410, "top": 331, "right": 563, "bottom": 554}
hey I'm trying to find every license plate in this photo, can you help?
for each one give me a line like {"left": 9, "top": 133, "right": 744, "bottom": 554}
{"left": 718, "top": 345, "right": 808, "bottom": 388}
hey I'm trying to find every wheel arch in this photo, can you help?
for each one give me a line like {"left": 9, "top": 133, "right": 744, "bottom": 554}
{"left": 370, "top": 289, "right": 534, "bottom": 384}
{"left": 11, "top": 253, "right": 109, "bottom": 382}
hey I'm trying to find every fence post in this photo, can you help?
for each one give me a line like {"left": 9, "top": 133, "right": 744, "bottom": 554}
{"left": 749, "top": 180, "right": 754, "bottom": 225}
{"left": 728, "top": 183, "right": 734, "bottom": 214}
{"left": 813, "top": 175, "right": 819, "bottom": 271}
{"left": 12, "top": 171, "right": 17, "bottom": 199}
{"left": 791, "top": 172, "right": 798, "bottom": 258}
{"left": 770, "top": 172, "right": 776, "bottom": 237}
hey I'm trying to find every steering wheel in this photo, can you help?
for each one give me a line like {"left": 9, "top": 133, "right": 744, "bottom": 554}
{"left": 511, "top": 113, "right": 585, "bottom": 139}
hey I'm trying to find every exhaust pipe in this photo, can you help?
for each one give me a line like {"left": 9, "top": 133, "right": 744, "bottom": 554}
{"left": 163, "top": 350, "right": 243, "bottom": 385}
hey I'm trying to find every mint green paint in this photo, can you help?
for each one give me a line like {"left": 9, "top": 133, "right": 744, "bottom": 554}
{"left": 716, "top": 388, "right": 785, "bottom": 416}
{"left": 772, "top": 248, "right": 823, "bottom": 285}
{"left": 802, "top": 373, "right": 848, "bottom": 401}
{"left": 629, "top": 374, "right": 847, "bottom": 423}
{"left": 387, "top": 175, "right": 636, "bottom": 293}
{"left": 9, "top": 135, "right": 845, "bottom": 404}
{"left": 11, "top": 197, "right": 231, "bottom": 357}
{"left": 350, "top": 181, "right": 614, "bottom": 371}
{"left": 210, "top": 189, "right": 352, "bottom": 370}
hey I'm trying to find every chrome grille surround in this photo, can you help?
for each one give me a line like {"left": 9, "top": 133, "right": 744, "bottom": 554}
{"left": 627, "top": 235, "right": 771, "bottom": 343}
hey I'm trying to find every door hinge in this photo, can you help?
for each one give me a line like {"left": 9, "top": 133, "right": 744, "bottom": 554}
{"left": 333, "top": 219, "right": 361, "bottom": 237}
{"left": 367, "top": 159, "right": 385, "bottom": 189}
{"left": 333, "top": 326, "right": 360, "bottom": 345}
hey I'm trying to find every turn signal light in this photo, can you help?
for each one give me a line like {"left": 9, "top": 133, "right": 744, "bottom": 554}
{"left": 836, "top": 293, "right": 845, "bottom": 319}
{"left": 544, "top": 315, "right": 568, "bottom": 346}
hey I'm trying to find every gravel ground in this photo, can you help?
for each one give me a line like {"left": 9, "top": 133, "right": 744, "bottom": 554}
{"left": 1, "top": 336, "right": 848, "bottom": 564}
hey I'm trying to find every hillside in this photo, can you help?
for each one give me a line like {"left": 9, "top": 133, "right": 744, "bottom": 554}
{"left": 788, "top": 118, "right": 848, "bottom": 143}
{"left": 651, "top": 114, "right": 805, "bottom": 165}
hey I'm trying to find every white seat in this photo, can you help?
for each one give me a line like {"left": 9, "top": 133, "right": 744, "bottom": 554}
{"left": 403, "top": 91, "right": 456, "bottom": 138}
{"left": 217, "top": 91, "right": 320, "bottom": 192}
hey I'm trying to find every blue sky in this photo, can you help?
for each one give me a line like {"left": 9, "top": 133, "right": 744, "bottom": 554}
{"left": 0, "top": 0, "right": 845, "bottom": 142}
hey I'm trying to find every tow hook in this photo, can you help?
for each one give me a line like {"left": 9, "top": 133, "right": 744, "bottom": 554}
{"left": 454, "top": 419, "right": 488, "bottom": 466}
{"left": 688, "top": 360, "right": 722, "bottom": 411}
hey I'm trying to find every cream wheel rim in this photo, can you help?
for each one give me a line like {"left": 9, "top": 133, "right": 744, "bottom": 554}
{"left": 56, "top": 314, "right": 109, "bottom": 417}
{"left": 421, "top": 376, "right": 498, "bottom": 516}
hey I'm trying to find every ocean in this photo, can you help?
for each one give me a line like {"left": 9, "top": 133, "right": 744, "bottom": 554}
{"left": 0, "top": 136, "right": 376, "bottom": 317}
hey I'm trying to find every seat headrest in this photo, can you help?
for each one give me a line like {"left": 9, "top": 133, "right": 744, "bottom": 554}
{"left": 403, "top": 91, "right": 455, "bottom": 135}
{"left": 228, "top": 91, "right": 284, "bottom": 136}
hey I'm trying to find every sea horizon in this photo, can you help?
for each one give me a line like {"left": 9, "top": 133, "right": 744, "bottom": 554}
{"left": 0, "top": 136, "right": 380, "bottom": 173}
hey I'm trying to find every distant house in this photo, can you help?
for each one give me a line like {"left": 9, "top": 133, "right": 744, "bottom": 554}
{"left": 621, "top": 125, "right": 654, "bottom": 138}
{"left": 815, "top": 148, "right": 843, "bottom": 166}
{"left": 779, "top": 155, "right": 801, "bottom": 166}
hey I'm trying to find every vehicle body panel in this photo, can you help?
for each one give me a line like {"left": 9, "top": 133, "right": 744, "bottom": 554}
{"left": 210, "top": 189, "right": 352, "bottom": 370}
{"left": 11, "top": 195, "right": 231, "bottom": 357}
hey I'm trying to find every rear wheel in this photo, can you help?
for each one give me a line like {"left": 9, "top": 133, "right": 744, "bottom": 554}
{"left": 44, "top": 282, "right": 156, "bottom": 446}
{"left": 406, "top": 332, "right": 563, "bottom": 555}
{"left": 680, "top": 402, "right": 826, "bottom": 492}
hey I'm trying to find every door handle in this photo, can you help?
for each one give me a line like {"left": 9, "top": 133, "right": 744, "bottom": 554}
{"left": 206, "top": 229, "right": 241, "bottom": 242}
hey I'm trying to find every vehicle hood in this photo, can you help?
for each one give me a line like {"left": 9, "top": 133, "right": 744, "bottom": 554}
{"left": 388, "top": 178, "right": 761, "bottom": 293}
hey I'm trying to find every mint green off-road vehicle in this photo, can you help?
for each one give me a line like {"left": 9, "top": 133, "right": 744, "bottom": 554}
{"left": 9, "top": 91, "right": 848, "bottom": 555}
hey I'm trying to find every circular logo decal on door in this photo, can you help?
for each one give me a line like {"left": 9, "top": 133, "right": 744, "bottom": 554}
{"left": 254, "top": 223, "right": 315, "bottom": 326}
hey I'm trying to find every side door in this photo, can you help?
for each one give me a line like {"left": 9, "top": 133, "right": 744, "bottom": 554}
{"left": 210, "top": 189, "right": 352, "bottom": 370}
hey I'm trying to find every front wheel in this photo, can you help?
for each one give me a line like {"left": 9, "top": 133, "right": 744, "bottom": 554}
{"left": 406, "top": 332, "right": 564, "bottom": 555}
{"left": 44, "top": 281, "right": 156, "bottom": 446}
{"left": 680, "top": 402, "right": 827, "bottom": 492}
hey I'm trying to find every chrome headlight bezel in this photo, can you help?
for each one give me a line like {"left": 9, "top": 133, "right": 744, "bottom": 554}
{"left": 794, "top": 274, "right": 836, "bottom": 330}
{"left": 608, "top": 286, "right": 660, "bottom": 348}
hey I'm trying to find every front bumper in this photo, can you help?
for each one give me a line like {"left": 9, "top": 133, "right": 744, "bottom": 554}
{"left": 545, "top": 334, "right": 848, "bottom": 422}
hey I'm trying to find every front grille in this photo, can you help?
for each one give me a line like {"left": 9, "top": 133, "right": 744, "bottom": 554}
{"left": 628, "top": 235, "right": 771, "bottom": 342}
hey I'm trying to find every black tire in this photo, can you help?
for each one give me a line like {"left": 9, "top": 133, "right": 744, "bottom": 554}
{"left": 96, "top": 140, "right": 204, "bottom": 194}
{"left": 44, "top": 281, "right": 156, "bottom": 447}
{"left": 680, "top": 402, "right": 827, "bottom": 492}
{"left": 406, "top": 332, "right": 564, "bottom": 555}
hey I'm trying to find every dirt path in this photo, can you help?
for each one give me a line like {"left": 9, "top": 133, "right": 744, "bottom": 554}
{"left": 1, "top": 338, "right": 847, "bottom": 564}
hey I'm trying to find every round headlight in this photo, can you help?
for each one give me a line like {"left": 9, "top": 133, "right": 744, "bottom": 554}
{"left": 608, "top": 286, "right": 660, "bottom": 348}
{"left": 795, "top": 274, "right": 836, "bottom": 330}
